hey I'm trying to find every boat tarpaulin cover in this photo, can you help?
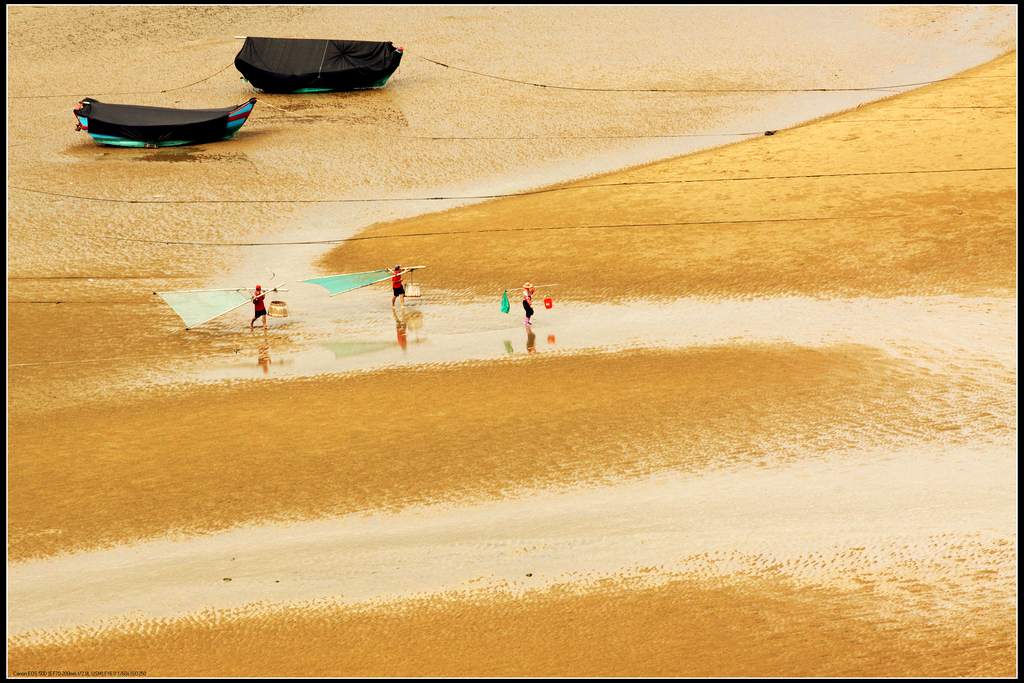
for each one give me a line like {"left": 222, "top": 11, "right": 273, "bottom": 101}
{"left": 77, "top": 98, "right": 254, "bottom": 144}
{"left": 235, "top": 37, "right": 403, "bottom": 92}
{"left": 302, "top": 270, "right": 394, "bottom": 297}
{"left": 157, "top": 289, "right": 253, "bottom": 329}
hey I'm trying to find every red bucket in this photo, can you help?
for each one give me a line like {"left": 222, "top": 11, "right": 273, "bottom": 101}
{"left": 544, "top": 297, "right": 553, "bottom": 309}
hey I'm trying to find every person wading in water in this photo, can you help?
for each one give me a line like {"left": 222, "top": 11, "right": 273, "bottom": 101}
{"left": 389, "top": 265, "right": 407, "bottom": 310}
{"left": 250, "top": 284, "right": 268, "bottom": 330}
{"left": 522, "top": 281, "right": 537, "bottom": 327}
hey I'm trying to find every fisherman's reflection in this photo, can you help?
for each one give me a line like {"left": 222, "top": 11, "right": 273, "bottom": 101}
{"left": 503, "top": 330, "right": 552, "bottom": 354}
{"left": 393, "top": 308, "right": 419, "bottom": 353}
{"left": 404, "top": 309, "right": 424, "bottom": 333}
{"left": 396, "top": 318, "right": 408, "bottom": 352}
{"left": 257, "top": 332, "right": 271, "bottom": 375}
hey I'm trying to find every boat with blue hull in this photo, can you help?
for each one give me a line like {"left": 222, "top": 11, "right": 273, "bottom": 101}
{"left": 73, "top": 98, "right": 256, "bottom": 148}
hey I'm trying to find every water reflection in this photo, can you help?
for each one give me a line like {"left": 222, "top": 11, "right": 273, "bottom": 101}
{"left": 398, "top": 309, "right": 426, "bottom": 348}
{"left": 404, "top": 309, "right": 424, "bottom": 331}
{"left": 321, "top": 340, "right": 393, "bottom": 359}
{"left": 257, "top": 335, "right": 271, "bottom": 375}
{"left": 394, "top": 309, "right": 408, "bottom": 352}
{"left": 503, "top": 328, "right": 555, "bottom": 355}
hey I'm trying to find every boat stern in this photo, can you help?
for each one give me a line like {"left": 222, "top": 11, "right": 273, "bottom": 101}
{"left": 224, "top": 97, "right": 257, "bottom": 137}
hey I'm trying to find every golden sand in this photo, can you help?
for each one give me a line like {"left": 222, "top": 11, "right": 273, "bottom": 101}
{"left": 9, "top": 343, "right": 1014, "bottom": 560}
{"left": 320, "top": 54, "right": 1016, "bottom": 299}
{"left": 6, "top": 6, "right": 1017, "bottom": 677}
{"left": 8, "top": 575, "right": 1016, "bottom": 677}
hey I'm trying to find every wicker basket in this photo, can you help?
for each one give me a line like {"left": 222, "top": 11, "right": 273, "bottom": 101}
{"left": 404, "top": 283, "right": 421, "bottom": 298}
{"left": 267, "top": 300, "right": 289, "bottom": 317}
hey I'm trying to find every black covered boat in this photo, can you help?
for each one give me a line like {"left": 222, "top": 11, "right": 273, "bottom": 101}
{"left": 73, "top": 98, "right": 257, "bottom": 147}
{"left": 234, "top": 37, "right": 403, "bottom": 93}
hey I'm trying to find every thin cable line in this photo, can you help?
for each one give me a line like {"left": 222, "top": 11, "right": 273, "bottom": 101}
{"left": 75, "top": 214, "right": 908, "bottom": 248}
{"left": 10, "top": 166, "right": 1014, "bottom": 205}
{"left": 412, "top": 53, "right": 1015, "bottom": 93}
{"left": 8, "top": 63, "right": 235, "bottom": 100}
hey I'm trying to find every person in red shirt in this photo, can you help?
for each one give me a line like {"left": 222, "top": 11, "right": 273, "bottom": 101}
{"left": 250, "top": 284, "right": 267, "bottom": 330}
{"left": 389, "top": 264, "right": 407, "bottom": 310}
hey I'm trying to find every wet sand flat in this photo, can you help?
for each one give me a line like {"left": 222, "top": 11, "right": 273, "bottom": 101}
{"left": 7, "top": 5, "right": 1018, "bottom": 678}
{"left": 8, "top": 441, "right": 1015, "bottom": 639}
{"left": 9, "top": 343, "right": 1014, "bottom": 560}
{"left": 9, "top": 574, "right": 1016, "bottom": 677}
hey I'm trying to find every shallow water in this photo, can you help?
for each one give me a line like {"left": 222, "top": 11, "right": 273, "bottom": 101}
{"left": 147, "top": 294, "right": 1019, "bottom": 386}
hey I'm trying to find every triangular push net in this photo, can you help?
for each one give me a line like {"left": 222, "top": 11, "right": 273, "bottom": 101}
{"left": 157, "top": 289, "right": 252, "bottom": 329}
{"left": 302, "top": 269, "right": 393, "bottom": 297}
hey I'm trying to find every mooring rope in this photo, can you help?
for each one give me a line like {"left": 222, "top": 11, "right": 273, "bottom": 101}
{"left": 411, "top": 53, "right": 1015, "bottom": 94}
{"left": 9, "top": 51, "right": 1015, "bottom": 100}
